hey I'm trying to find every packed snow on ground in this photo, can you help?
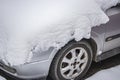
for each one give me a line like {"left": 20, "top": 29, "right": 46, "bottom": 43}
{"left": 0, "top": 0, "right": 120, "bottom": 66}
{"left": 86, "top": 65, "right": 120, "bottom": 80}
{"left": 0, "top": 76, "right": 6, "bottom": 80}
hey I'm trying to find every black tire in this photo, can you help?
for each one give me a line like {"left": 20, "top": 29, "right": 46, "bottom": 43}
{"left": 49, "top": 40, "right": 93, "bottom": 80}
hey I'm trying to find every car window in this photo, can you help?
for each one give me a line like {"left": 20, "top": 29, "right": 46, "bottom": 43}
{"left": 106, "top": 3, "right": 120, "bottom": 16}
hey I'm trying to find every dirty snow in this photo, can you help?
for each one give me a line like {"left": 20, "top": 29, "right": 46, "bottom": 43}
{"left": 0, "top": 0, "right": 119, "bottom": 65}
{"left": 86, "top": 65, "right": 120, "bottom": 80}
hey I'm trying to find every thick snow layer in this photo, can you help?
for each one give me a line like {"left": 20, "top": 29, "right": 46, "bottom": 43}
{"left": 0, "top": 0, "right": 119, "bottom": 65}
{"left": 86, "top": 65, "right": 120, "bottom": 80}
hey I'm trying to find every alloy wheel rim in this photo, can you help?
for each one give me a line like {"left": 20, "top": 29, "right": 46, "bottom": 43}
{"left": 60, "top": 47, "right": 88, "bottom": 79}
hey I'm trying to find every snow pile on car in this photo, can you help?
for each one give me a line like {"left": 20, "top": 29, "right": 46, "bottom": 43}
{"left": 86, "top": 65, "right": 120, "bottom": 80}
{"left": 0, "top": 0, "right": 119, "bottom": 66}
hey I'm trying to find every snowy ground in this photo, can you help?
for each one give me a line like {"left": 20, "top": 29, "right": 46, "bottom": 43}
{"left": 86, "top": 65, "right": 120, "bottom": 80}
{"left": 0, "top": 76, "right": 6, "bottom": 80}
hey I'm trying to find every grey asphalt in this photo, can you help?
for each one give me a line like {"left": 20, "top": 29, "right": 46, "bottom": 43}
{"left": 1, "top": 54, "right": 120, "bottom": 80}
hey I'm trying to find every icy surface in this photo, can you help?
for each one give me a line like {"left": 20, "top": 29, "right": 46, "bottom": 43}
{"left": 0, "top": 0, "right": 119, "bottom": 65}
{"left": 86, "top": 65, "right": 120, "bottom": 80}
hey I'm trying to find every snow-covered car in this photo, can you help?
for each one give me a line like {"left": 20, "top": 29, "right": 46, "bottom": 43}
{"left": 0, "top": 0, "right": 120, "bottom": 80}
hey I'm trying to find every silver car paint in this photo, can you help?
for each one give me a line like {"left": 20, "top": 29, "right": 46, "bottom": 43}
{"left": 1, "top": 4, "right": 120, "bottom": 80}
{"left": 104, "top": 12, "right": 120, "bottom": 52}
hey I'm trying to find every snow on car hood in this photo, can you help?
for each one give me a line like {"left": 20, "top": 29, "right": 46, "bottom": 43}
{"left": 0, "top": 0, "right": 117, "bottom": 66}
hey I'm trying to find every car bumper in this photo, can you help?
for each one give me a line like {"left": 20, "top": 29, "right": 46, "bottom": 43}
{"left": 13, "top": 59, "right": 51, "bottom": 79}
{"left": 0, "top": 48, "right": 58, "bottom": 80}
{"left": 0, "top": 58, "right": 52, "bottom": 80}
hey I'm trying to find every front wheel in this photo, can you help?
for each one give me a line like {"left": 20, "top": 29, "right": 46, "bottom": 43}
{"left": 49, "top": 40, "right": 93, "bottom": 80}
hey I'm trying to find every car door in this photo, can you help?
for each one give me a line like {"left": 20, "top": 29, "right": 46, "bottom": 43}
{"left": 104, "top": 4, "right": 120, "bottom": 52}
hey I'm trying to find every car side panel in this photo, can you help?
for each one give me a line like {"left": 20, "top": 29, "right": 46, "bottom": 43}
{"left": 91, "top": 25, "right": 106, "bottom": 56}
{"left": 104, "top": 7, "right": 120, "bottom": 52}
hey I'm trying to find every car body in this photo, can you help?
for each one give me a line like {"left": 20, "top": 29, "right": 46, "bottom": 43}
{"left": 0, "top": 2, "right": 120, "bottom": 80}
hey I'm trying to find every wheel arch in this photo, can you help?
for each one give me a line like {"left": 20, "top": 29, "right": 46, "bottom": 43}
{"left": 49, "top": 38, "right": 98, "bottom": 71}
{"left": 48, "top": 39, "right": 95, "bottom": 79}
{"left": 81, "top": 38, "right": 98, "bottom": 62}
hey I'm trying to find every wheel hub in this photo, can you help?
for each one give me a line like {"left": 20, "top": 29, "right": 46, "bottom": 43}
{"left": 71, "top": 59, "right": 79, "bottom": 68}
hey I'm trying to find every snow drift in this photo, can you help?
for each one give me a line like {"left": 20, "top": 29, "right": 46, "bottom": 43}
{"left": 0, "top": 0, "right": 119, "bottom": 66}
